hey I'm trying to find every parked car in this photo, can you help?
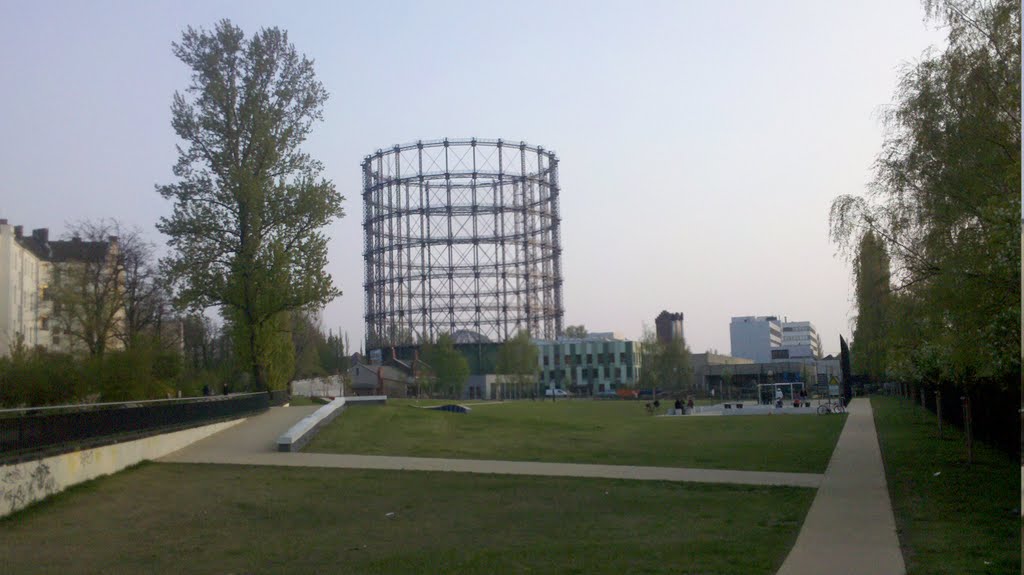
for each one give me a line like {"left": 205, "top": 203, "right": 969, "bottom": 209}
{"left": 544, "top": 388, "right": 571, "bottom": 397}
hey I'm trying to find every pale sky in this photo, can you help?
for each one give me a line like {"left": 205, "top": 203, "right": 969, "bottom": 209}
{"left": 0, "top": 1, "right": 947, "bottom": 356}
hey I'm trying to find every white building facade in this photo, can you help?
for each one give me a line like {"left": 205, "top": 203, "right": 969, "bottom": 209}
{"left": 729, "top": 316, "right": 782, "bottom": 363}
{"left": 779, "top": 320, "right": 822, "bottom": 360}
{"left": 0, "top": 222, "right": 53, "bottom": 356}
{"left": 0, "top": 221, "right": 124, "bottom": 358}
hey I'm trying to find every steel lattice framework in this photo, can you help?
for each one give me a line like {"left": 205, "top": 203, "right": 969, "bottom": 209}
{"left": 363, "top": 138, "right": 564, "bottom": 350}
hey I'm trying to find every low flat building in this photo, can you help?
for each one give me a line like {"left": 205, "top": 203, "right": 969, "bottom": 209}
{"left": 348, "top": 361, "right": 411, "bottom": 397}
{"left": 703, "top": 360, "right": 816, "bottom": 401}
{"left": 690, "top": 352, "right": 753, "bottom": 392}
{"left": 816, "top": 354, "right": 842, "bottom": 389}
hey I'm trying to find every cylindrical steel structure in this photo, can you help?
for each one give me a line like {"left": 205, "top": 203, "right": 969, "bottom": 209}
{"left": 362, "top": 138, "right": 564, "bottom": 350}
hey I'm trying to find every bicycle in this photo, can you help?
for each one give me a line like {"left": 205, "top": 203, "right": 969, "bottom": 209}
{"left": 817, "top": 397, "right": 846, "bottom": 415}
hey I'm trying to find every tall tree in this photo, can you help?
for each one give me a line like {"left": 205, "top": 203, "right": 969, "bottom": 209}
{"left": 318, "top": 328, "right": 347, "bottom": 375}
{"left": 638, "top": 325, "right": 691, "bottom": 394}
{"left": 830, "top": 0, "right": 1020, "bottom": 388}
{"left": 157, "top": 21, "right": 345, "bottom": 390}
{"left": 420, "top": 333, "right": 469, "bottom": 398}
{"left": 563, "top": 325, "right": 588, "bottom": 339}
{"left": 49, "top": 220, "right": 126, "bottom": 357}
{"left": 850, "top": 231, "right": 892, "bottom": 383}
{"left": 182, "top": 313, "right": 218, "bottom": 371}
{"left": 112, "top": 224, "right": 175, "bottom": 350}
{"left": 290, "top": 308, "right": 326, "bottom": 379}
{"left": 496, "top": 330, "right": 540, "bottom": 399}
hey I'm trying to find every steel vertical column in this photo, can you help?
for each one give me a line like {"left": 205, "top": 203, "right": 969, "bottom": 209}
{"left": 549, "top": 153, "right": 564, "bottom": 337}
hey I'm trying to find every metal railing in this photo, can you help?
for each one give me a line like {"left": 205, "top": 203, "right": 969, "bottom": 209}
{"left": 0, "top": 392, "right": 284, "bottom": 462}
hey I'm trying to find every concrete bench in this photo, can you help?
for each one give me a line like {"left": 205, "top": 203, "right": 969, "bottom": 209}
{"left": 277, "top": 398, "right": 348, "bottom": 452}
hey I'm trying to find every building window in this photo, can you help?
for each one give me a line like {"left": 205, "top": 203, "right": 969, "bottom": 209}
{"left": 586, "top": 353, "right": 592, "bottom": 364}
{"left": 543, "top": 356, "right": 549, "bottom": 366}
{"left": 619, "top": 352, "right": 626, "bottom": 363}
{"left": 52, "top": 336, "right": 60, "bottom": 345}
{"left": 40, "top": 317, "right": 49, "bottom": 330}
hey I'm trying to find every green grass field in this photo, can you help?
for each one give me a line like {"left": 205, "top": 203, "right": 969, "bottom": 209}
{"left": 872, "top": 395, "right": 1020, "bottom": 574}
{"left": 1, "top": 462, "right": 814, "bottom": 574}
{"left": 306, "top": 399, "right": 846, "bottom": 473}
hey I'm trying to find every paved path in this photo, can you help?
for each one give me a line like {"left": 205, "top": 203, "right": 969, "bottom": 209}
{"left": 161, "top": 405, "right": 821, "bottom": 488}
{"left": 163, "top": 405, "right": 320, "bottom": 460}
{"left": 776, "top": 398, "right": 905, "bottom": 575}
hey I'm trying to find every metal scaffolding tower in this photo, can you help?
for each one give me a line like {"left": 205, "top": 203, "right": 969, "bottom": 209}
{"left": 362, "top": 138, "right": 564, "bottom": 350}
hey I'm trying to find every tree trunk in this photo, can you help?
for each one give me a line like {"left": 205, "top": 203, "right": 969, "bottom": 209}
{"left": 963, "top": 394, "right": 973, "bottom": 465}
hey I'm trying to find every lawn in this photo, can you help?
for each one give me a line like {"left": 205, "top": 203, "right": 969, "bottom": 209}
{"left": 306, "top": 399, "right": 846, "bottom": 473}
{"left": 871, "top": 395, "right": 1020, "bottom": 574}
{"left": 1, "top": 462, "right": 814, "bottom": 574}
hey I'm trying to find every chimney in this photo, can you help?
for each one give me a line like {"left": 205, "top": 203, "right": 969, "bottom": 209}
{"left": 14, "top": 225, "right": 22, "bottom": 238}
{"left": 32, "top": 228, "right": 48, "bottom": 243}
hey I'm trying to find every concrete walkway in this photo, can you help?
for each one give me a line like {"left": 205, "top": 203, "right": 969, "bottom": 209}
{"left": 161, "top": 405, "right": 821, "bottom": 488}
{"left": 163, "top": 405, "right": 319, "bottom": 460}
{"left": 776, "top": 398, "right": 905, "bottom": 575}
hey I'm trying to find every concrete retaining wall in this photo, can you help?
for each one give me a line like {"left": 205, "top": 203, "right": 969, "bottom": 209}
{"left": 291, "top": 375, "right": 344, "bottom": 398}
{"left": 0, "top": 418, "right": 245, "bottom": 518}
{"left": 277, "top": 398, "right": 347, "bottom": 452}
{"left": 276, "top": 395, "right": 387, "bottom": 452}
